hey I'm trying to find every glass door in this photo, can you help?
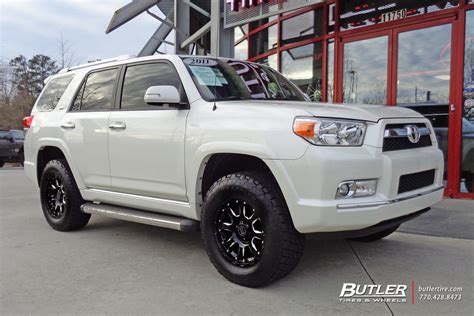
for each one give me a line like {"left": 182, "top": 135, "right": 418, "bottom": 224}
{"left": 394, "top": 23, "right": 452, "bottom": 188}
{"left": 340, "top": 34, "right": 390, "bottom": 105}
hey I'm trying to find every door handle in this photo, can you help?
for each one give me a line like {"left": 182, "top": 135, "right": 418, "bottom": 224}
{"left": 60, "top": 121, "right": 75, "bottom": 129}
{"left": 109, "top": 122, "right": 126, "bottom": 130}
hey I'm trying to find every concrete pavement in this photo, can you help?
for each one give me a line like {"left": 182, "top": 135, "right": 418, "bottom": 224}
{"left": 0, "top": 168, "right": 472, "bottom": 315}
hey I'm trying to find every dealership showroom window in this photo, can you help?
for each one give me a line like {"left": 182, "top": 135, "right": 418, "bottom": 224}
{"left": 233, "top": 0, "right": 474, "bottom": 199}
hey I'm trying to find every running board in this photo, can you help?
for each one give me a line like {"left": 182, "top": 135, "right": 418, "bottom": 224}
{"left": 81, "top": 203, "right": 199, "bottom": 232}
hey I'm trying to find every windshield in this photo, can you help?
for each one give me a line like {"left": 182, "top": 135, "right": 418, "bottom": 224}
{"left": 182, "top": 57, "right": 307, "bottom": 102}
{"left": 10, "top": 130, "right": 24, "bottom": 140}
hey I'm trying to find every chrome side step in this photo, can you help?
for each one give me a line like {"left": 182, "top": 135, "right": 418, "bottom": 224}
{"left": 81, "top": 203, "right": 199, "bottom": 232}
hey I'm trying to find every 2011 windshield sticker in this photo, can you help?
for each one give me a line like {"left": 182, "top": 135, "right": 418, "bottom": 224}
{"left": 190, "top": 66, "right": 223, "bottom": 87}
{"left": 183, "top": 58, "right": 217, "bottom": 66}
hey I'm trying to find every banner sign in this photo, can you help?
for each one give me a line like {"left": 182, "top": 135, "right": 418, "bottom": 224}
{"left": 224, "top": 0, "right": 323, "bottom": 28}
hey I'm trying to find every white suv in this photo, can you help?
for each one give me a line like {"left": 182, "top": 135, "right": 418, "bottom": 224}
{"left": 24, "top": 55, "right": 444, "bottom": 287}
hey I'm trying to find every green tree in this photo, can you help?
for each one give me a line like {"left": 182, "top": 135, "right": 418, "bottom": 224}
{"left": 9, "top": 55, "right": 31, "bottom": 96}
{"left": 8, "top": 54, "right": 58, "bottom": 98}
{"left": 1, "top": 54, "right": 58, "bottom": 129}
{"left": 28, "top": 54, "right": 58, "bottom": 97}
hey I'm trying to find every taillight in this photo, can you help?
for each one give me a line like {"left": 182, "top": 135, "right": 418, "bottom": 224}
{"left": 23, "top": 115, "right": 34, "bottom": 129}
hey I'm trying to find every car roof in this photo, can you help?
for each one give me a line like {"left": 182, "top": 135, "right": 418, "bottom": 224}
{"left": 47, "top": 54, "right": 261, "bottom": 84}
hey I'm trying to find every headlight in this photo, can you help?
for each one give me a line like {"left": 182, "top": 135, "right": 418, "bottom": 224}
{"left": 293, "top": 117, "right": 366, "bottom": 146}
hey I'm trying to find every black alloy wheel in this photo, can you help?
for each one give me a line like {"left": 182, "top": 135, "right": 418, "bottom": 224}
{"left": 214, "top": 198, "right": 264, "bottom": 267}
{"left": 44, "top": 175, "right": 67, "bottom": 219}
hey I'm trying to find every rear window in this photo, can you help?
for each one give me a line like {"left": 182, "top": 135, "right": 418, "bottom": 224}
{"left": 10, "top": 130, "right": 24, "bottom": 140}
{"left": 36, "top": 75, "right": 74, "bottom": 111}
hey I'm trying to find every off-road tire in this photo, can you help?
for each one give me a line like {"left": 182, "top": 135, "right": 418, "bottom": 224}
{"left": 201, "top": 172, "right": 305, "bottom": 287}
{"left": 349, "top": 225, "right": 400, "bottom": 242}
{"left": 40, "top": 159, "right": 90, "bottom": 231}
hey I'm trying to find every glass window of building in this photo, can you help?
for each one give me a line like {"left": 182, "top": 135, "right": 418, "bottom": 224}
{"left": 281, "top": 9, "right": 323, "bottom": 46}
{"left": 249, "top": 24, "right": 278, "bottom": 57}
{"left": 256, "top": 54, "right": 278, "bottom": 70}
{"left": 234, "top": 25, "right": 248, "bottom": 61}
{"left": 234, "top": 26, "right": 245, "bottom": 41}
{"left": 461, "top": 10, "right": 474, "bottom": 193}
{"left": 396, "top": 24, "right": 451, "bottom": 111}
{"left": 327, "top": 40, "right": 334, "bottom": 102}
{"left": 234, "top": 40, "right": 248, "bottom": 61}
{"left": 328, "top": 3, "right": 335, "bottom": 34}
{"left": 281, "top": 42, "right": 323, "bottom": 101}
{"left": 342, "top": 36, "right": 388, "bottom": 104}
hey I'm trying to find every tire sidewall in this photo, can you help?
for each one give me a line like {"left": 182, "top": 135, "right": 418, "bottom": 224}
{"left": 201, "top": 176, "right": 285, "bottom": 285}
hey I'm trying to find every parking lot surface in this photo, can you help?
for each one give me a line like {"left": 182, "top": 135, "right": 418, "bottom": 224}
{"left": 1, "top": 168, "right": 472, "bottom": 315}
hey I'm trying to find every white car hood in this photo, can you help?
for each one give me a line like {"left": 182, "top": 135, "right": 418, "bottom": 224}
{"left": 217, "top": 100, "right": 424, "bottom": 122}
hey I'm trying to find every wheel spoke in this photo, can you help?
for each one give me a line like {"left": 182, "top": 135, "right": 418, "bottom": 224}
{"left": 251, "top": 236, "right": 262, "bottom": 253}
{"left": 229, "top": 206, "right": 239, "bottom": 218}
{"left": 242, "top": 204, "right": 254, "bottom": 220}
{"left": 45, "top": 176, "right": 66, "bottom": 219}
{"left": 251, "top": 218, "right": 263, "bottom": 234}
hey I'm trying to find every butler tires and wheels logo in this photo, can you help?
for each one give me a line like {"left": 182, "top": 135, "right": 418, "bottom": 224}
{"left": 339, "top": 281, "right": 463, "bottom": 304}
{"left": 339, "top": 283, "right": 407, "bottom": 303}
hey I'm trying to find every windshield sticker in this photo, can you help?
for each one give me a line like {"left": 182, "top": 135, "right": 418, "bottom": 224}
{"left": 190, "top": 66, "right": 222, "bottom": 86}
{"left": 183, "top": 58, "right": 218, "bottom": 66}
{"left": 213, "top": 68, "right": 228, "bottom": 85}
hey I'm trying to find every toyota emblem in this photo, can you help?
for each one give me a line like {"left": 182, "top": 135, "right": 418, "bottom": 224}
{"left": 405, "top": 125, "right": 421, "bottom": 143}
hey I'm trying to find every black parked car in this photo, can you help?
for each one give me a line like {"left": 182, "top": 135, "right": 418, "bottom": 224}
{"left": 0, "top": 129, "right": 25, "bottom": 167}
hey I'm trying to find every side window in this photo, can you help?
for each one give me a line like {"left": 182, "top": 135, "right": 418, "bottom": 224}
{"left": 121, "top": 63, "right": 184, "bottom": 110}
{"left": 71, "top": 68, "right": 118, "bottom": 111}
{"left": 36, "top": 75, "right": 74, "bottom": 111}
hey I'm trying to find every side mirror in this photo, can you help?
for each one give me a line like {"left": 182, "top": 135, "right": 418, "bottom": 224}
{"left": 144, "top": 85, "right": 180, "bottom": 105}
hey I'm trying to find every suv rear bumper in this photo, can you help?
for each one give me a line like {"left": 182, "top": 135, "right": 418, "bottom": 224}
{"left": 265, "top": 142, "right": 444, "bottom": 233}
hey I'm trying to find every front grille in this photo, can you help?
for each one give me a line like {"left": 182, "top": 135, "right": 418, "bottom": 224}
{"left": 383, "top": 135, "right": 432, "bottom": 151}
{"left": 398, "top": 169, "right": 435, "bottom": 194}
{"left": 383, "top": 123, "right": 432, "bottom": 152}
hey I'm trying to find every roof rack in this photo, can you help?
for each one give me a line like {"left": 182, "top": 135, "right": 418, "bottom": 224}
{"left": 58, "top": 54, "right": 136, "bottom": 73}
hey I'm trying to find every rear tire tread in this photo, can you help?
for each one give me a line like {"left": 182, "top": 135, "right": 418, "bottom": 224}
{"left": 40, "top": 159, "right": 90, "bottom": 231}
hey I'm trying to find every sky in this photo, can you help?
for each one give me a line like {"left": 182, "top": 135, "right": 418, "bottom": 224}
{"left": 0, "top": 0, "right": 173, "bottom": 66}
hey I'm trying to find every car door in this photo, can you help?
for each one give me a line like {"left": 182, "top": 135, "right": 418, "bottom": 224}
{"left": 108, "top": 61, "right": 188, "bottom": 201}
{"left": 0, "top": 130, "right": 12, "bottom": 160}
{"left": 60, "top": 68, "right": 119, "bottom": 189}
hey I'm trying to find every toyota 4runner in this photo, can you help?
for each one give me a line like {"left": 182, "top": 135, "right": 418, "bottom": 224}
{"left": 24, "top": 55, "right": 444, "bottom": 287}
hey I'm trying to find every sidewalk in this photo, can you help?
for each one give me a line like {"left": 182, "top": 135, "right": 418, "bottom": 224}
{"left": 399, "top": 199, "right": 474, "bottom": 240}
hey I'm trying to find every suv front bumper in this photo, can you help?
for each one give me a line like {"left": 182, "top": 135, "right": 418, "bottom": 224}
{"left": 266, "top": 142, "right": 444, "bottom": 234}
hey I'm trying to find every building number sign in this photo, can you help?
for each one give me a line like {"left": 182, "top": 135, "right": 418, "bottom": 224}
{"left": 380, "top": 9, "right": 407, "bottom": 23}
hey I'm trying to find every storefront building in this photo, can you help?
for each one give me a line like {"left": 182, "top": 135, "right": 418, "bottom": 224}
{"left": 229, "top": 0, "right": 474, "bottom": 199}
